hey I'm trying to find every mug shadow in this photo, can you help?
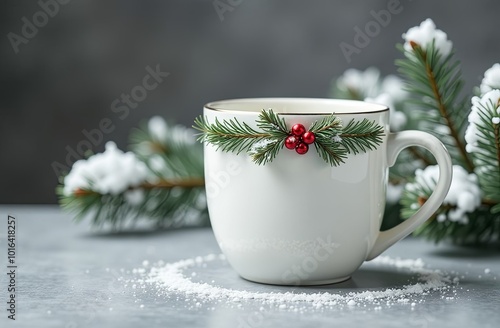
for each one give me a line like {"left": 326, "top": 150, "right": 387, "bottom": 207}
{"left": 295, "top": 268, "right": 416, "bottom": 290}
{"left": 79, "top": 225, "right": 211, "bottom": 239}
{"left": 235, "top": 267, "right": 417, "bottom": 291}
{"left": 427, "top": 243, "right": 500, "bottom": 259}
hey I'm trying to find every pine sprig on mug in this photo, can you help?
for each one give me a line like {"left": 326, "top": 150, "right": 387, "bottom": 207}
{"left": 193, "top": 109, "right": 384, "bottom": 166}
{"left": 311, "top": 115, "right": 385, "bottom": 166}
{"left": 339, "top": 119, "right": 387, "bottom": 155}
{"left": 192, "top": 110, "right": 289, "bottom": 160}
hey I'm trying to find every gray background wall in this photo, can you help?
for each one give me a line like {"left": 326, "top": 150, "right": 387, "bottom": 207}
{"left": 1, "top": 0, "right": 499, "bottom": 203}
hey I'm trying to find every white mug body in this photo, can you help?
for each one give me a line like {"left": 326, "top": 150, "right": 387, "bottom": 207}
{"left": 203, "top": 98, "right": 452, "bottom": 285}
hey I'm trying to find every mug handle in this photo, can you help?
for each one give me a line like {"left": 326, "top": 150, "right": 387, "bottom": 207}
{"left": 366, "top": 131, "right": 453, "bottom": 260}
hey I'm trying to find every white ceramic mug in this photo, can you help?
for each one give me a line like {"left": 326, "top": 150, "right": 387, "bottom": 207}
{"left": 202, "top": 98, "right": 452, "bottom": 285}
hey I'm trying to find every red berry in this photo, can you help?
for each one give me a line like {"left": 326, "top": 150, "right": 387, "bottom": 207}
{"left": 302, "top": 131, "right": 316, "bottom": 144}
{"left": 295, "top": 142, "right": 309, "bottom": 155}
{"left": 284, "top": 135, "right": 299, "bottom": 150}
{"left": 291, "top": 124, "right": 306, "bottom": 136}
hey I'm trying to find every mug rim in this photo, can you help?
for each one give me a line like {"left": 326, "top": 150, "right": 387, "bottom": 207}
{"left": 204, "top": 97, "right": 389, "bottom": 115}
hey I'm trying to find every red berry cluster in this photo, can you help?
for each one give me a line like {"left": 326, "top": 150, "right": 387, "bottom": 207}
{"left": 284, "top": 124, "right": 316, "bottom": 155}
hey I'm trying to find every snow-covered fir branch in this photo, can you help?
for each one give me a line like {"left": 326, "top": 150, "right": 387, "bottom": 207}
{"left": 402, "top": 18, "right": 452, "bottom": 57}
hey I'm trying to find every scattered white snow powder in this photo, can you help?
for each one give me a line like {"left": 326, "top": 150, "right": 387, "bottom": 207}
{"left": 480, "top": 63, "right": 500, "bottom": 95}
{"left": 493, "top": 117, "right": 500, "bottom": 124}
{"left": 63, "top": 142, "right": 149, "bottom": 196}
{"left": 332, "top": 134, "right": 342, "bottom": 143}
{"left": 465, "top": 89, "right": 500, "bottom": 154}
{"left": 405, "top": 165, "right": 481, "bottom": 224}
{"left": 402, "top": 18, "right": 453, "bottom": 57}
{"left": 127, "top": 254, "right": 458, "bottom": 312}
{"left": 249, "top": 139, "right": 276, "bottom": 158}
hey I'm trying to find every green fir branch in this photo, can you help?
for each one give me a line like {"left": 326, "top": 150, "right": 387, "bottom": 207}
{"left": 417, "top": 208, "right": 499, "bottom": 245}
{"left": 401, "top": 182, "right": 500, "bottom": 244}
{"left": 58, "top": 181, "right": 206, "bottom": 229}
{"left": 468, "top": 99, "right": 500, "bottom": 212}
{"left": 396, "top": 38, "right": 500, "bottom": 244}
{"left": 396, "top": 41, "right": 474, "bottom": 172}
{"left": 58, "top": 119, "right": 208, "bottom": 230}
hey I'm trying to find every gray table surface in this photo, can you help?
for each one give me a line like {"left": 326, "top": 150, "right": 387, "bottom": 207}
{"left": 0, "top": 205, "right": 499, "bottom": 328}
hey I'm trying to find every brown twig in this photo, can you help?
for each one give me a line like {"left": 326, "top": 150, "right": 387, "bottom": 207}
{"left": 149, "top": 141, "right": 168, "bottom": 154}
{"left": 141, "top": 178, "right": 205, "bottom": 189}
{"left": 74, "top": 178, "right": 205, "bottom": 197}
{"left": 418, "top": 196, "right": 497, "bottom": 208}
